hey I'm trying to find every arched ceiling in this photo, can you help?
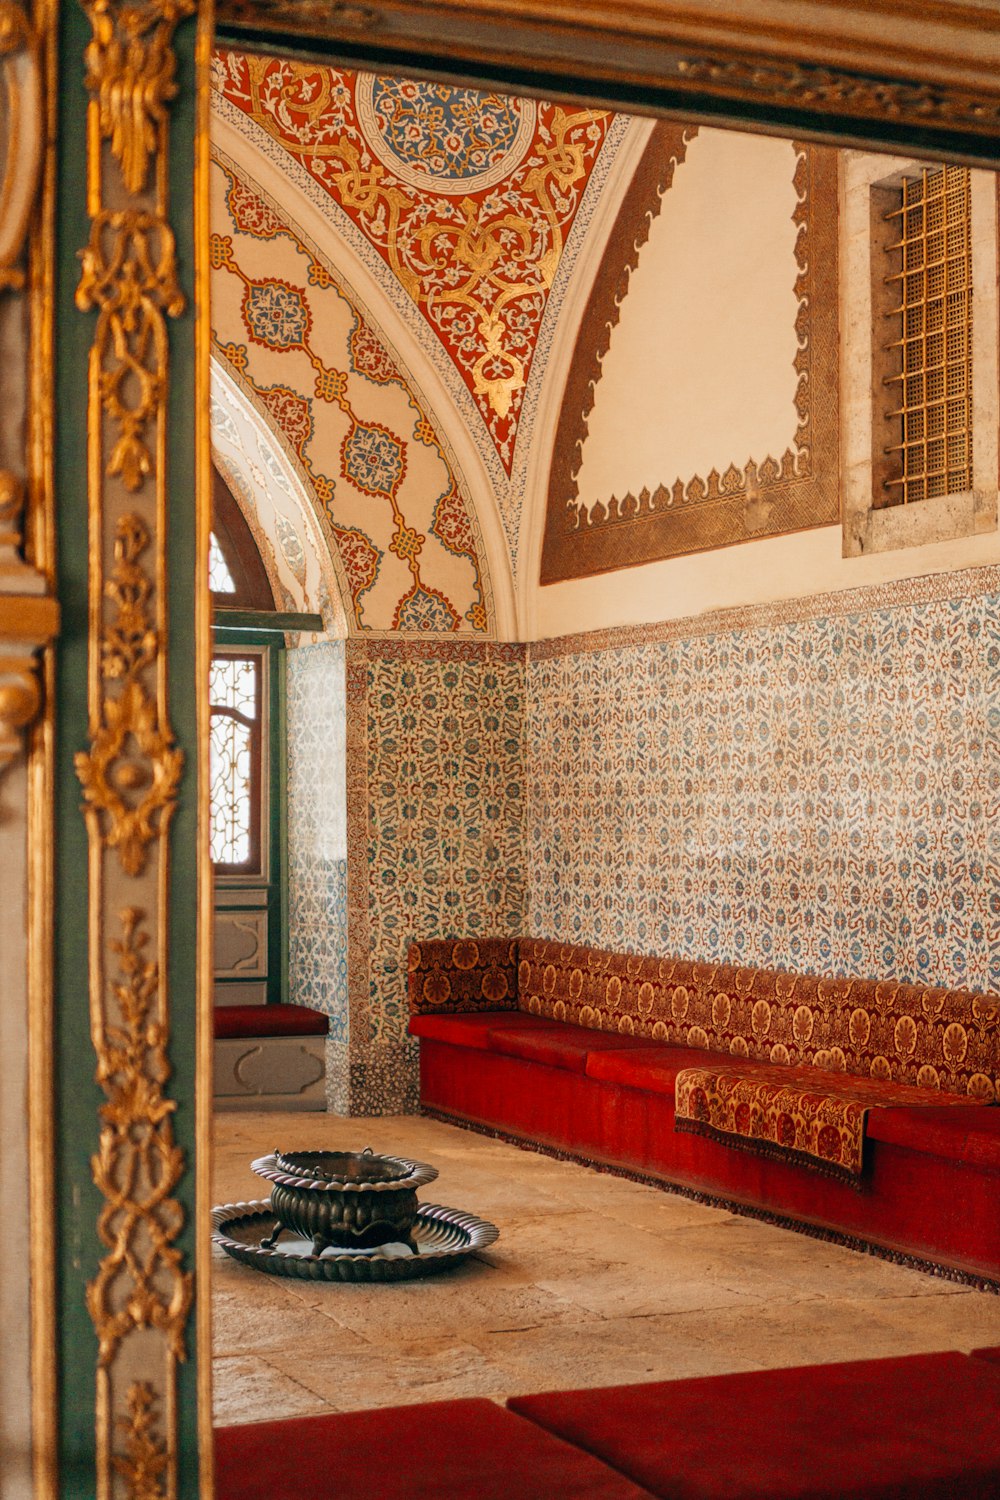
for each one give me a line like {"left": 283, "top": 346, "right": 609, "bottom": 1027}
{"left": 210, "top": 149, "right": 498, "bottom": 635}
{"left": 211, "top": 50, "right": 645, "bottom": 583}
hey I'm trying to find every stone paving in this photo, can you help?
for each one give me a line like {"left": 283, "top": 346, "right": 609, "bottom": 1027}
{"left": 212, "top": 1111, "right": 1000, "bottom": 1425}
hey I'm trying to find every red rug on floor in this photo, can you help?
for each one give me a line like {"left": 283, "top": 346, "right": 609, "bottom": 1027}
{"left": 215, "top": 1396, "right": 656, "bottom": 1500}
{"left": 508, "top": 1351, "right": 1000, "bottom": 1500}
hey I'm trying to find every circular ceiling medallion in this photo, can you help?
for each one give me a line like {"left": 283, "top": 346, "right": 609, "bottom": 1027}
{"left": 356, "top": 76, "right": 537, "bottom": 195}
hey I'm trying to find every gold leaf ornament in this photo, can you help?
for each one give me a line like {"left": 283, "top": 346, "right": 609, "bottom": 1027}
{"left": 80, "top": 0, "right": 196, "bottom": 196}
{"left": 75, "top": 514, "right": 184, "bottom": 877}
{"left": 112, "top": 1383, "right": 170, "bottom": 1500}
{"left": 76, "top": 210, "right": 185, "bottom": 492}
{"left": 87, "top": 908, "right": 193, "bottom": 1369}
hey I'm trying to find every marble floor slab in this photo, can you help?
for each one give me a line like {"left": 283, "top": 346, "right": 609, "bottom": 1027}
{"left": 212, "top": 1111, "right": 1000, "bottom": 1425}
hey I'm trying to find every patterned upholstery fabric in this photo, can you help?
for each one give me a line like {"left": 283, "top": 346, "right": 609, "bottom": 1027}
{"left": 408, "top": 939, "right": 519, "bottom": 1015}
{"left": 517, "top": 940, "right": 1000, "bottom": 1102}
{"left": 674, "top": 1062, "right": 985, "bottom": 1181}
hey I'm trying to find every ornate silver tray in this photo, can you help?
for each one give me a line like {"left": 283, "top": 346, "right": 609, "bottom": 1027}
{"left": 211, "top": 1200, "right": 499, "bottom": 1283}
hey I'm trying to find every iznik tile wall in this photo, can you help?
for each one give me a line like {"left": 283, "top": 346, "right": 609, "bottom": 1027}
{"left": 525, "top": 576, "right": 1000, "bottom": 995}
{"left": 287, "top": 643, "right": 349, "bottom": 1090}
{"left": 350, "top": 642, "right": 527, "bottom": 1111}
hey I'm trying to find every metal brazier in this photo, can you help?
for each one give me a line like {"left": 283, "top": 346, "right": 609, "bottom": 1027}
{"left": 251, "top": 1149, "right": 438, "bottom": 1256}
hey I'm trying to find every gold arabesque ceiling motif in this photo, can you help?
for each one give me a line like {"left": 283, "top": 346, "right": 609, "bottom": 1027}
{"left": 213, "top": 49, "right": 614, "bottom": 479}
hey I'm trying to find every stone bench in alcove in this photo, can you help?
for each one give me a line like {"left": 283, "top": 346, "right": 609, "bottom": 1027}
{"left": 214, "top": 1004, "right": 329, "bottom": 1111}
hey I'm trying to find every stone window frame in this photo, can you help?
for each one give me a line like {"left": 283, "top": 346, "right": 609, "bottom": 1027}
{"left": 841, "top": 153, "right": 999, "bottom": 558}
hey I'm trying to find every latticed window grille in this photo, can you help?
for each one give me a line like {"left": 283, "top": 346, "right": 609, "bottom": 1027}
{"left": 209, "top": 654, "right": 262, "bottom": 870}
{"left": 882, "top": 164, "right": 973, "bottom": 505}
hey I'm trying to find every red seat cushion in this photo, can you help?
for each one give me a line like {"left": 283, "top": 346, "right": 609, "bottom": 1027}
{"left": 509, "top": 1352, "right": 1000, "bottom": 1500}
{"left": 408, "top": 1010, "right": 539, "bottom": 1051}
{"left": 585, "top": 1045, "right": 734, "bottom": 1094}
{"left": 865, "top": 1106, "right": 1000, "bottom": 1169}
{"left": 215, "top": 1397, "right": 657, "bottom": 1500}
{"left": 970, "top": 1347, "right": 1000, "bottom": 1366}
{"left": 214, "top": 1004, "right": 329, "bottom": 1040}
{"left": 488, "top": 1021, "right": 648, "bottom": 1074}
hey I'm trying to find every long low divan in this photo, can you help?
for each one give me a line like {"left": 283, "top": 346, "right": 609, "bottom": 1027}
{"left": 408, "top": 938, "right": 1000, "bottom": 1282}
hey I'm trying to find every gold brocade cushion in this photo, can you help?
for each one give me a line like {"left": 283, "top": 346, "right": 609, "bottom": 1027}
{"left": 674, "top": 1061, "right": 986, "bottom": 1181}
{"left": 517, "top": 939, "right": 1000, "bottom": 1103}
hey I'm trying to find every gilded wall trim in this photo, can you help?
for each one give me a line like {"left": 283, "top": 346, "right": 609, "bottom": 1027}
{"left": 541, "top": 134, "right": 840, "bottom": 582}
{"left": 74, "top": 0, "right": 194, "bottom": 1492}
{"left": 213, "top": 0, "right": 1000, "bottom": 166}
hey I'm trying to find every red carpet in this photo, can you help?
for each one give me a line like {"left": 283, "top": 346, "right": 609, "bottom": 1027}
{"left": 508, "top": 1351, "right": 1000, "bottom": 1499}
{"left": 215, "top": 1396, "right": 657, "bottom": 1499}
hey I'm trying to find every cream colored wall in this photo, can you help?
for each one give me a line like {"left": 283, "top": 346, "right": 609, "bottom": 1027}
{"left": 572, "top": 129, "right": 802, "bottom": 513}
{"left": 523, "top": 144, "right": 1000, "bottom": 642}
{"left": 530, "top": 523, "right": 1000, "bottom": 641}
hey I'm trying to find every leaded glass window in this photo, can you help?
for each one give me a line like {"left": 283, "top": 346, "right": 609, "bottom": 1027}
{"left": 210, "top": 652, "right": 263, "bottom": 871}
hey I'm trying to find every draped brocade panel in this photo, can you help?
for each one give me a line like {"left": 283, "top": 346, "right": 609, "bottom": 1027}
{"left": 674, "top": 1062, "right": 985, "bottom": 1182}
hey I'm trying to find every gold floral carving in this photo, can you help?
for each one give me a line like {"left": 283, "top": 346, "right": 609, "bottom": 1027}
{"left": 112, "top": 1384, "right": 170, "bottom": 1500}
{"left": 88, "top": 908, "right": 192, "bottom": 1368}
{"left": 75, "top": 515, "right": 183, "bottom": 877}
{"left": 80, "top": 0, "right": 196, "bottom": 195}
{"left": 76, "top": 212, "right": 185, "bottom": 492}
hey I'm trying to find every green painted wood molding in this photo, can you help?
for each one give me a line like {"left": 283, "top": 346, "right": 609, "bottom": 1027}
{"left": 213, "top": 607, "right": 326, "bottom": 634}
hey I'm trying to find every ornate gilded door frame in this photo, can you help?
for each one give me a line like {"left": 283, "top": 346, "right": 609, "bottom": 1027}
{"left": 51, "top": 0, "right": 213, "bottom": 1494}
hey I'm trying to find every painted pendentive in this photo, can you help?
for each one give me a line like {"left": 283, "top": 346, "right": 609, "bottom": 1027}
{"left": 212, "top": 49, "right": 633, "bottom": 566}
{"left": 526, "top": 569, "right": 1000, "bottom": 995}
{"left": 210, "top": 152, "right": 494, "bottom": 635}
{"left": 341, "top": 641, "right": 527, "bottom": 1111}
{"left": 286, "top": 642, "right": 349, "bottom": 1106}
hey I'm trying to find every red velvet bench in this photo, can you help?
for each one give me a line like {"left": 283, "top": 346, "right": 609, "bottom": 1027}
{"left": 409, "top": 940, "right": 1000, "bottom": 1286}
{"left": 214, "top": 1003, "right": 329, "bottom": 1111}
{"left": 508, "top": 1351, "right": 1000, "bottom": 1500}
{"left": 215, "top": 1397, "right": 657, "bottom": 1499}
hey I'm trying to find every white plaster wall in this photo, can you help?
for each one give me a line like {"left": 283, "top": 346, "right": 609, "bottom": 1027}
{"left": 572, "top": 129, "right": 801, "bottom": 511}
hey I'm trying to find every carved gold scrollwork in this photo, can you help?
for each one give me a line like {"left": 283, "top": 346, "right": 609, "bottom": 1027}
{"left": 76, "top": 211, "right": 185, "bottom": 492}
{"left": 0, "top": 0, "right": 43, "bottom": 292}
{"left": 80, "top": 0, "right": 196, "bottom": 195}
{"left": 87, "top": 907, "right": 193, "bottom": 1369}
{"left": 75, "top": 514, "right": 183, "bottom": 876}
